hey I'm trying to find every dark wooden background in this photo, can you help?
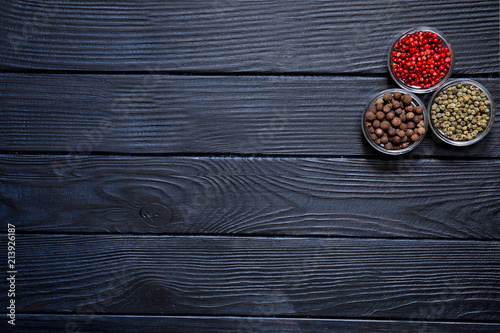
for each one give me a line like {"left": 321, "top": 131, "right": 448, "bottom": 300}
{"left": 1, "top": 1, "right": 499, "bottom": 332}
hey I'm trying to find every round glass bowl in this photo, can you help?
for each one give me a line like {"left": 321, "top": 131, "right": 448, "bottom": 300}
{"left": 427, "top": 79, "right": 496, "bottom": 146}
{"left": 362, "top": 89, "right": 427, "bottom": 155}
{"left": 388, "top": 26, "right": 455, "bottom": 94}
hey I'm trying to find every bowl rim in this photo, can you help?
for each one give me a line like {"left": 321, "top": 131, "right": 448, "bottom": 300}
{"left": 362, "top": 88, "right": 427, "bottom": 155}
{"left": 427, "top": 78, "right": 496, "bottom": 146}
{"left": 387, "top": 26, "right": 455, "bottom": 94}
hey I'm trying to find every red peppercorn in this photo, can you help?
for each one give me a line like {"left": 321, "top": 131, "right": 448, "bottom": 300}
{"left": 390, "top": 30, "right": 451, "bottom": 89}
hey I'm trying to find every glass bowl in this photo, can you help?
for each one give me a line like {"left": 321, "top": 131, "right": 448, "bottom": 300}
{"left": 362, "top": 88, "right": 427, "bottom": 155}
{"left": 388, "top": 26, "right": 455, "bottom": 94}
{"left": 427, "top": 79, "right": 496, "bottom": 146}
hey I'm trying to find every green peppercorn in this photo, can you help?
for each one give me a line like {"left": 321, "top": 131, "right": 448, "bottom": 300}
{"left": 430, "top": 83, "right": 492, "bottom": 141}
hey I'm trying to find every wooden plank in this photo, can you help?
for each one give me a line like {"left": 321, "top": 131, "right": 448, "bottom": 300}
{"left": 2, "top": 155, "right": 500, "bottom": 239}
{"left": 5, "top": 315, "right": 500, "bottom": 333}
{"left": 0, "top": 0, "right": 498, "bottom": 73}
{"left": 0, "top": 74, "right": 499, "bottom": 157}
{"left": 2, "top": 235, "right": 499, "bottom": 321}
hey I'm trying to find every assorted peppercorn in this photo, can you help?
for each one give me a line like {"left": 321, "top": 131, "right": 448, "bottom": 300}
{"left": 390, "top": 30, "right": 452, "bottom": 89}
{"left": 430, "top": 83, "right": 491, "bottom": 141}
{"left": 365, "top": 92, "right": 425, "bottom": 151}
{"left": 363, "top": 27, "right": 494, "bottom": 153}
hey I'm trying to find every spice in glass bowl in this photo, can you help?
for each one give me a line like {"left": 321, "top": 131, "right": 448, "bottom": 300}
{"left": 429, "top": 80, "right": 495, "bottom": 144}
{"left": 363, "top": 90, "right": 426, "bottom": 153}
{"left": 388, "top": 27, "right": 454, "bottom": 93}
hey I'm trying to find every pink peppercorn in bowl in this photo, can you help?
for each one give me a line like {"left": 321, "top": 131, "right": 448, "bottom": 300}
{"left": 362, "top": 88, "right": 428, "bottom": 155}
{"left": 388, "top": 27, "right": 455, "bottom": 94}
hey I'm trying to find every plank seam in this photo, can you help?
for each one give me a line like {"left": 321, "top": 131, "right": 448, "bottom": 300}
{"left": 5, "top": 313, "right": 500, "bottom": 324}
{"left": 1, "top": 151, "right": 500, "bottom": 162}
{"left": 4, "top": 232, "right": 500, "bottom": 242}
{"left": 0, "top": 70, "right": 499, "bottom": 78}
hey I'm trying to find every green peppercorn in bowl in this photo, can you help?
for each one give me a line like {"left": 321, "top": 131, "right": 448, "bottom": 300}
{"left": 362, "top": 89, "right": 427, "bottom": 155}
{"left": 388, "top": 26, "right": 455, "bottom": 94}
{"left": 428, "top": 79, "right": 496, "bottom": 146}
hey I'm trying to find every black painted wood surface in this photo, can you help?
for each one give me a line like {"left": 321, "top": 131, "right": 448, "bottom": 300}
{"left": 2, "top": 235, "right": 499, "bottom": 320}
{"left": 1, "top": 155, "right": 499, "bottom": 239}
{"left": 0, "top": 0, "right": 498, "bottom": 73}
{"left": 1, "top": 0, "right": 499, "bottom": 332}
{"left": 4, "top": 315, "right": 500, "bottom": 333}
{"left": 1, "top": 74, "right": 498, "bottom": 156}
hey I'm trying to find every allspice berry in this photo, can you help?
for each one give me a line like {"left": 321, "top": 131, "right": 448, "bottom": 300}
{"left": 365, "top": 111, "right": 376, "bottom": 121}
{"left": 415, "top": 106, "right": 424, "bottom": 115}
{"left": 402, "top": 94, "right": 412, "bottom": 105}
{"left": 364, "top": 91, "right": 425, "bottom": 152}
{"left": 380, "top": 120, "right": 391, "bottom": 131}
{"left": 391, "top": 117, "right": 401, "bottom": 128}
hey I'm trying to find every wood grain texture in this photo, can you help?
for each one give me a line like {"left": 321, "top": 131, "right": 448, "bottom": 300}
{"left": 0, "top": 0, "right": 498, "bottom": 73}
{"left": 1, "top": 235, "right": 499, "bottom": 321}
{"left": 5, "top": 315, "right": 500, "bottom": 333}
{"left": 1, "top": 155, "right": 499, "bottom": 239}
{"left": 1, "top": 74, "right": 499, "bottom": 157}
